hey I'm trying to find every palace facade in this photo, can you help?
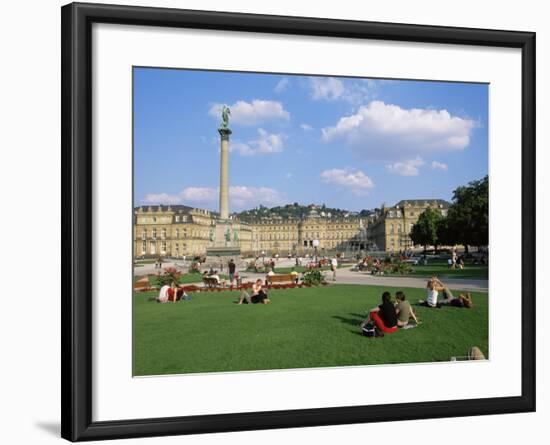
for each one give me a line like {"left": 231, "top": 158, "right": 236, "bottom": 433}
{"left": 133, "top": 205, "right": 369, "bottom": 258}
{"left": 134, "top": 198, "right": 452, "bottom": 258}
{"left": 368, "top": 199, "right": 450, "bottom": 252}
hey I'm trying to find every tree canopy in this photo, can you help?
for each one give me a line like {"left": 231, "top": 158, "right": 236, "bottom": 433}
{"left": 410, "top": 207, "right": 444, "bottom": 251}
{"left": 445, "top": 176, "right": 488, "bottom": 248}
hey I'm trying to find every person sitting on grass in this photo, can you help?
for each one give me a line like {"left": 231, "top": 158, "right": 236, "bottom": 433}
{"left": 157, "top": 283, "right": 173, "bottom": 303}
{"left": 237, "top": 279, "right": 270, "bottom": 305}
{"left": 439, "top": 290, "right": 474, "bottom": 308}
{"left": 157, "top": 281, "right": 191, "bottom": 303}
{"left": 394, "top": 291, "right": 420, "bottom": 327}
{"left": 361, "top": 291, "right": 398, "bottom": 333}
{"left": 418, "top": 276, "right": 447, "bottom": 308}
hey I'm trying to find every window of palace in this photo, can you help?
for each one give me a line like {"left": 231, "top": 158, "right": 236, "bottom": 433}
{"left": 141, "top": 241, "right": 146, "bottom": 254}
{"left": 175, "top": 229, "right": 179, "bottom": 238}
{"left": 152, "top": 228, "right": 157, "bottom": 239}
{"left": 161, "top": 242, "right": 167, "bottom": 254}
{"left": 175, "top": 215, "right": 180, "bottom": 222}
{"left": 141, "top": 230, "right": 146, "bottom": 240}
{"left": 390, "top": 224, "right": 394, "bottom": 234}
{"left": 161, "top": 228, "right": 166, "bottom": 239}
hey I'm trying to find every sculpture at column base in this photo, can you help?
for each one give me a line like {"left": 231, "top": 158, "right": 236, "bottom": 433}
{"left": 206, "top": 222, "right": 241, "bottom": 258}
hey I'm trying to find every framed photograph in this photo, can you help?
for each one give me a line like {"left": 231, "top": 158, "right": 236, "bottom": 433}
{"left": 61, "top": 2, "right": 535, "bottom": 441}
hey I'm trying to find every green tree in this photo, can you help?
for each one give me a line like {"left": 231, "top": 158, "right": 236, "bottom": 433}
{"left": 445, "top": 175, "right": 489, "bottom": 250}
{"left": 410, "top": 208, "right": 444, "bottom": 252}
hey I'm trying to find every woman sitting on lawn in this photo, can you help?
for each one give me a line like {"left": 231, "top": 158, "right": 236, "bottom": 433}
{"left": 237, "top": 279, "right": 270, "bottom": 305}
{"left": 157, "top": 281, "right": 184, "bottom": 303}
{"left": 362, "top": 291, "right": 398, "bottom": 333}
{"left": 419, "top": 277, "right": 473, "bottom": 309}
{"left": 394, "top": 291, "right": 420, "bottom": 327}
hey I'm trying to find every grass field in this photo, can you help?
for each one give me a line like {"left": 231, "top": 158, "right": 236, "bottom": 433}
{"left": 133, "top": 284, "right": 488, "bottom": 376}
{"left": 386, "top": 263, "right": 488, "bottom": 279}
{"left": 136, "top": 273, "right": 231, "bottom": 285}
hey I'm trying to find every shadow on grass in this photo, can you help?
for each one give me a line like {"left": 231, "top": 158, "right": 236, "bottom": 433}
{"left": 332, "top": 313, "right": 365, "bottom": 327}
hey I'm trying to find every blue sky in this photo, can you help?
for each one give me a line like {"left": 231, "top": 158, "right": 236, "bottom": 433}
{"left": 134, "top": 67, "right": 488, "bottom": 212}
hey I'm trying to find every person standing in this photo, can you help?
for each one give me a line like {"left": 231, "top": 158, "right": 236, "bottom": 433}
{"left": 228, "top": 258, "right": 236, "bottom": 284}
{"left": 331, "top": 256, "right": 338, "bottom": 281}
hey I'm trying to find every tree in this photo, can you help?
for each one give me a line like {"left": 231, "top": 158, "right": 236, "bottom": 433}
{"left": 436, "top": 217, "right": 458, "bottom": 247}
{"left": 445, "top": 176, "right": 489, "bottom": 250}
{"left": 410, "top": 208, "right": 444, "bottom": 252}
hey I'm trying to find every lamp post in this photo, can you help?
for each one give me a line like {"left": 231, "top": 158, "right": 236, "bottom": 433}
{"left": 312, "top": 239, "right": 320, "bottom": 264}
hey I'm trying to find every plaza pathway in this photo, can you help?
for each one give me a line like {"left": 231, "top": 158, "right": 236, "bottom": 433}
{"left": 134, "top": 259, "right": 488, "bottom": 292}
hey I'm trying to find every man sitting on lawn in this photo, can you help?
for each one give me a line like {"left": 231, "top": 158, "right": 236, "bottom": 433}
{"left": 237, "top": 279, "right": 270, "bottom": 305}
{"left": 394, "top": 291, "right": 420, "bottom": 327}
{"left": 362, "top": 291, "right": 398, "bottom": 333}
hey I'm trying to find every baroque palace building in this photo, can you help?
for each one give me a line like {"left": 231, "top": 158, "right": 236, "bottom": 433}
{"left": 133, "top": 205, "right": 370, "bottom": 259}
{"left": 368, "top": 199, "right": 450, "bottom": 252}
{"left": 133, "top": 199, "right": 451, "bottom": 258}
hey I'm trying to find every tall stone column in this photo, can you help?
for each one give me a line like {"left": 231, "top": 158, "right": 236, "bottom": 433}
{"left": 218, "top": 127, "right": 231, "bottom": 220}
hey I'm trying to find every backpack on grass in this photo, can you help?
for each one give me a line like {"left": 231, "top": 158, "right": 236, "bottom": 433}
{"left": 361, "top": 322, "right": 384, "bottom": 338}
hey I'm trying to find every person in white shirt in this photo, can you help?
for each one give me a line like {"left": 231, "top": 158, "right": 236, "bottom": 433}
{"left": 157, "top": 284, "right": 171, "bottom": 303}
{"left": 419, "top": 277, "right": 452, "bottom": 308}
{"left": 330, "top": 256, "right": 338, "bottom": 281}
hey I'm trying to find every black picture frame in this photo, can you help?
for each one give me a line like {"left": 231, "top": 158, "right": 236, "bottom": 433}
{"left": 61, "top": 2, "right": 536, "bottom": 441}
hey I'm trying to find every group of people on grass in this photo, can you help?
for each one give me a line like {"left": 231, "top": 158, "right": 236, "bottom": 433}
{"left": 156, "top": 281, "right": 192, "bottom": 303}
{"left": 362, "top": 276, "right": 474, "bottom": 333}
{"left": 361, "top": 291, "right": 419, "bottom": 333}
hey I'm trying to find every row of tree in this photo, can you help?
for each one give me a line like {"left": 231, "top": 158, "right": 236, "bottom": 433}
{"left": 410, "top": 176, "right": 488, "bottom": 252}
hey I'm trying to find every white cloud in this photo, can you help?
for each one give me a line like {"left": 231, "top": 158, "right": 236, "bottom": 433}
{"left": 309, "top": 77, "right": 345, "bottom": 101}
{"left": 320, "top": 168, "right": 374, "bottom": 196}
{"left": 431, "top": 160, "right": 449, "bottom": 171}
{"left": 229, "top": 186, "right": 286, "bottom": 210}
{"left": 180, "top": 187, "right": 219, "bottom": 202}
{"left": 386, "top": 157, "right": 425, "bottom": 176}
{"left": 300, "top": 123, "right": 313, "bottom": 131}
{"left": 321, "top": 100, "right": 476, "bottom": 160}
{"left": 143, "top": 186, "right": 286, "bottom": 211}
{"left": 274, "top": 77, "right": 290, "bottom": 93}
{"left": 229, "top": 129, "right": 285, "bottom": 156}
{"left": 209, "top": 100, "right": 289, "bottom": 126}
{"left": 143, "top": 192, "right": 181, "bottom": 204}
{"left": 308, "top": 77, "right": 379, "bottom": 104}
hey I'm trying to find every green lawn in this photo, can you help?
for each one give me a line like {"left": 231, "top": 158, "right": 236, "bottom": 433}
{"left": 136, "top": 273, "right": 231, "bottom": 286}
{"left": 387, "top": 263, "right": 488, "bottom": 279}
{"left": 133, "top": 284, "right": 488, "bottom": 376}
{"left": 179, "top": 273, "right": 229, "bottom": 284}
